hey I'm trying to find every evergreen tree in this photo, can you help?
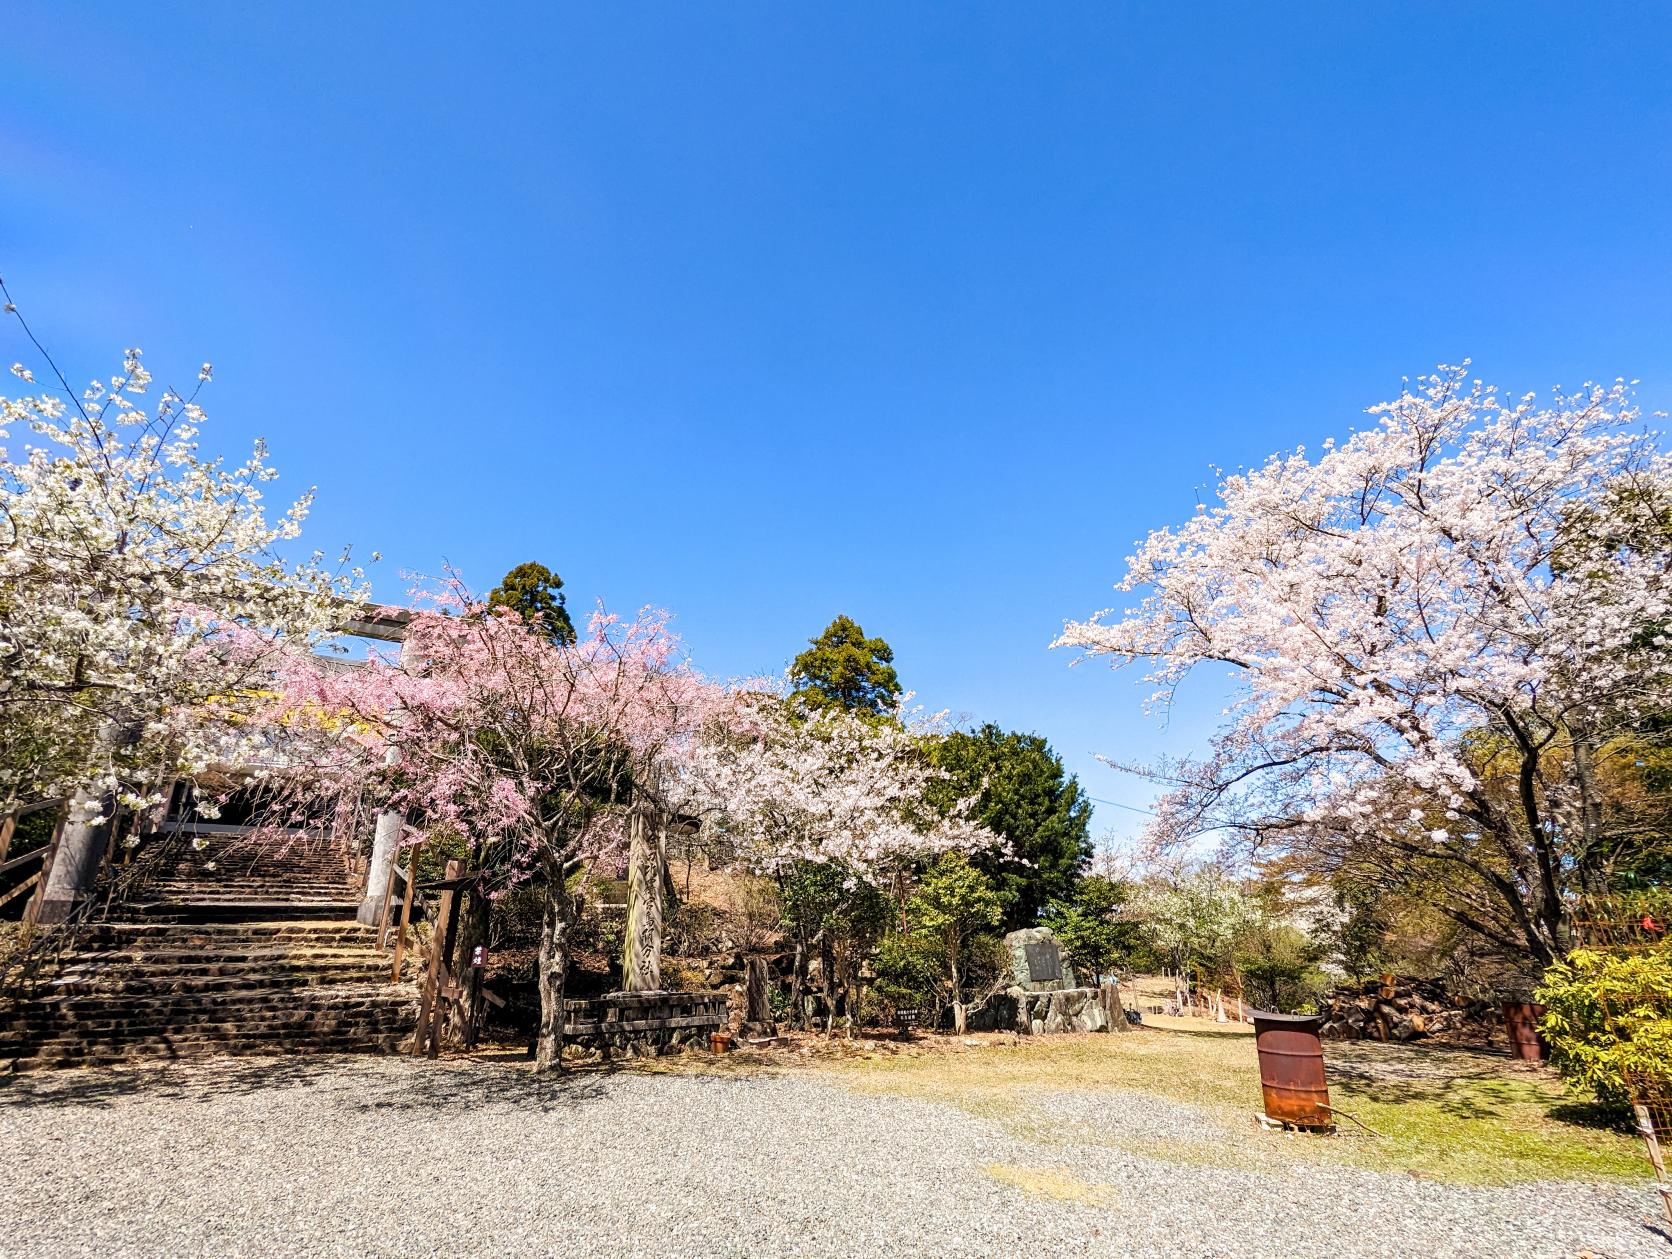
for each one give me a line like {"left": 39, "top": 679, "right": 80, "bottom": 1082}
{"left": 1043, "top": 875, "right": 1136, "bottom": 983}
{"left": 487, "top": 561, "right": 576, "bottom": 647}
{"left": 910, "top": 851, "right": 1005, "bottom": 1033}
{"left": 789, "top": 615, "right": 901, "bottom": 716}
{"left": 928, "top": 724, "right": 1093, "bottom": 929}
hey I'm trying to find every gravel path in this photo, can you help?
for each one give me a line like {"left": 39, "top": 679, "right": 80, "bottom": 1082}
{"left": 0, "top": 1055, "right": 1666, "bottom": 1258}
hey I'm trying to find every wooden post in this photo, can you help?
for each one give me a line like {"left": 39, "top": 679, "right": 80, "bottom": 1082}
{"left": 464, "top": 944, "right": 485, "bottom": 1050}
{"left": 743, "top": 954, "right": 771, "bottom": 1031}
{"left": 1635, "top": 1103, "right": 1672, "bottom": 1228}
{"left": 413, "top": 858, "right": 462, "bottom": 1057}
{"left": 0, "top": 812, "right": 16, "bottom": 865}
{"left": 22, "top": 804, "right": 69, "bottom": 928}
{"left": 390, "top": 847, "right": 419, "bottom": 981}
{"left": 427, "top": 868, "right": 465, "bottom": 1058}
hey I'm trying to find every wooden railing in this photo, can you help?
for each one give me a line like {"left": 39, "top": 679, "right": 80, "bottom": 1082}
{"left": 0, "top": 826, "right": 186, "bottom": 1004}
{"left": 374, "top": 843, "right": 423, "bottom": 984}
{"left": 0, "top": 799, "right": 66, "bottom": 924}
{"left": 0, "top": 847, "right": 49, "bottom": 920}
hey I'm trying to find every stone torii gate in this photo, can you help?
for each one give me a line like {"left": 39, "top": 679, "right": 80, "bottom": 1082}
{"left": 346, "top": 608, "right": 417, "bottom": 926}
{"left": 28, "top": 605, "right": 417, "bottom": 927}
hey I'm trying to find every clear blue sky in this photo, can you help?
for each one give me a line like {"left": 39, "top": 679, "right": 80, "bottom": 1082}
{"left": 5, "top": 4, "right": 1670, "bottom": 845}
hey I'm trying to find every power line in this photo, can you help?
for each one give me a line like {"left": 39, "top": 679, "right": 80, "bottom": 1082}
{"left": 1086, "top": 795, "right": 1156, "bottom": 818}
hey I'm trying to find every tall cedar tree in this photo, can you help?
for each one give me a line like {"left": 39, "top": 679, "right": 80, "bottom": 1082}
{"left": 789, "top": 615, "right": 901, "bottom": 716}
{"left": 487, "top": 561, "right": 577, "bottom": 647}
{"left": 928, "top": 724, "right": 1093, "bottom": 929}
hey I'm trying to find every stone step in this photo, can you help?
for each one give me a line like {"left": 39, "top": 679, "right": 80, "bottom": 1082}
{"left": 146, "top": 879, "right": 356, "bottom": 892}
{"left": 7, "top": 1033, "right": 413, "bottom": 1071}
{"left": 40, "top": 968, "right": 399, "bottom": 998}
{"left": 3, "top": 999, "right": 419, "bottom": 1037}
{"left": 144, "top": 878, "right": 357, "bottom": 891}
{"left": 153, "top": 848, "right": 349, "bottom": 864}
{"left": 146, "top": 856, "right": 350, "bottom": 874}
{"left": 3, "top": 1011, "right": 418, "bottom": 1044}
{"left": 10, "top": 1012, "right": 416, "bottom": 1044}
{"left": 3, "top": 987, "right": 418, "bottom": 1034}
{"left": 83, "top": 922, "right": 378, "bottom": 944}
{"left": 55, "top": 942, "right": 394, "bottom": 963}
{"left": 53, "top": 950, "right": 390, "bottom": 971}
{"left": 8, "top": 978, "right": 415, "bottom": 1012}
{"left": 127, "top": 900, "right": 361, "bottom": 922}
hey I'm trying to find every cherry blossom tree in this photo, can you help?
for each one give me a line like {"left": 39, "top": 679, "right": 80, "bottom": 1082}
{"left": 264, "top": 586, "right": 727, "bottom": 1069}
{"left": 1, "top": 293, "right": 369, "bottom": 916}
{"left": 1058, "top": 366, "right": 1672, "bottom": 967}
{"left": 692, "top": 698, "right": 1003, "bottom": 1030}
{"left": 694, "top": 698, "right": 1000, "bottom": 883}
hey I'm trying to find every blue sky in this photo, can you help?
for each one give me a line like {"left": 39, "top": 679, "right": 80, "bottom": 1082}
{"left": 5, "top": 4, "right": 1670, "bottom": 845}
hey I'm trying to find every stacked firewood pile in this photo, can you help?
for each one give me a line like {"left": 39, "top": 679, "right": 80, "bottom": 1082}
{"left": 1318, "top": 976, "right": 1494, "bottom": 1042}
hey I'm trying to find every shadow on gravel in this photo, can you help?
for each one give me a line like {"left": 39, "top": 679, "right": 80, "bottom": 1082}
{"left": 0, "top": 1054, "right": 611, "bottom": 1114}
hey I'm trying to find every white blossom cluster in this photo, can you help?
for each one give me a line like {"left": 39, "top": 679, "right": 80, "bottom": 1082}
{"left": 0, "top": 349, "right": 368, "bottom": 813}
{"left": 689, "top": 698, "right": 1003, "bottom": 887}
{"left": 1058, "top": 365, "right": 1672, "bottom": 958}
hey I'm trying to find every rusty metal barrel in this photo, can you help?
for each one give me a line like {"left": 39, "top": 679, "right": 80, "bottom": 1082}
{"left": 1501, "top": 1000, "right": 1549, "bottom": 1062}
{"left": 1251, "top": 1010, "right": 1333, "bottom": 1128}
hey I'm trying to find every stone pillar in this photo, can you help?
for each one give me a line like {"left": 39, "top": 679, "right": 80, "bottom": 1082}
{"left": 621, "top": 805, "right": 664, "bottom": 992}
{"left": 34, "top": 793, "right": 108, "bottom": 924}
{"left": 743, "top": 954, "right": 771, "bottom": 1031}
{"left": 358, "top": 633, "right": 416, "bottom": 925}
{"left": 356, "top": 790, "right": 405, "bottom": 925}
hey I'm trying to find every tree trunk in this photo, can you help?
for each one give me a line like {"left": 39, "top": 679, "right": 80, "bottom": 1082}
{"left": 534, "top": 875, "right": 571, "bottom": 1073}
{"left": 744, "top": 954, "right": 772, "bottom": 1028}
{"left": 821, "top": 933, "right": 837, "bottom": 1036}
{"left": 788, "top": 931, "right": 808, "bottom": 1031}
{"left": 453, "top": 890, "right": 490, "bottom": 1042}
{"left": 950, "top": 949, "right": 966, "bottom": 1034}
{"left": 621, "top": 804, "right": 664, "bottom": 992}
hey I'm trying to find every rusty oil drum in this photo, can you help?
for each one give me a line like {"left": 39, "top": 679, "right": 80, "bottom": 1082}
{"left": 1250, "top": 1010, "right": 1332, "bottom": 1128}
{"left": 1501, "top": 1000, "right": 1548, "bottom": 1062}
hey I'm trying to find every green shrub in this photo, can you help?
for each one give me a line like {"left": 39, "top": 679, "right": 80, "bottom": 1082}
{"left": 1235, "top": 922, "right": 1330, "bottom": 1014}
{"left": 872, "top": 931, "right": 941, "bottom": 1020}
{"left": 1537, "top": 944, "right": 1672, "bottom": 1112}
{"left": 665, "top": 902, "right": 724, "bottom": 957}
{"left": 1042, "top": 875, "right": 1137, "bottom": 983}
{"left": 412, "top": 830, "right": 470, "bottom": 886}
{"left": 490, "top": 882, "right": 548, "bottom": 949}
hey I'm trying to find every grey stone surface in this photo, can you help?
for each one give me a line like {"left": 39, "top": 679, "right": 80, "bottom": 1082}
{"left": 0, "top": 1055, "right": 1665, "bottom": 1258}
{"left": 1014, "top": 986, "right": 1110, "bottom": 1035}
{"left": 1003, "top": 927, "right": 1077, "bottom": 992}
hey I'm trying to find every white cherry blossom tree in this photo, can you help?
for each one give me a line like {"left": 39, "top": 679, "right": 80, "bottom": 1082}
{"left": 691, "top": 697, "right": 1003, "bottom": 1029}
{"left": 1, "top": 291, "right": 367, "bottom": 840}
{"left": 1058, "top": 366, "right": 1672, "bottom": 966}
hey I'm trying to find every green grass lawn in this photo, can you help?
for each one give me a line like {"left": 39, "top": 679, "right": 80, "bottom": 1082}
{"left": 809, "top": 1025, "right": 1647, "bottom": 1186}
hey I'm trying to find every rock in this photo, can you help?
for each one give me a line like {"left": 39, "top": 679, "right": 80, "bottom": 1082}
{"left": 1002, "top": 928, "right": 1077, "bottom": 992}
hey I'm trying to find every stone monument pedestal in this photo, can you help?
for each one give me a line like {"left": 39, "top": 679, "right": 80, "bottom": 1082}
{"left": 998, "top": 926, "right": 1112, "bottom": 1035}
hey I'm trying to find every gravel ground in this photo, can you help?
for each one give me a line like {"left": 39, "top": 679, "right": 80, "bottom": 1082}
{"left": 1, "top": 1055, "right": 1666, "bottom": 1258}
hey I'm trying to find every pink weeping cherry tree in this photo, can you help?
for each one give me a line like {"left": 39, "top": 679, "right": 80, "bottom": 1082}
{"left": 260, "top": 581, "right": 731, "bottom": 1070}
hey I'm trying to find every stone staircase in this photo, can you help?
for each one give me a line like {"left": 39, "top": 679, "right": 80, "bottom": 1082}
{"left": 1, "top": 832, "right": 421, "bottom": 1071}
